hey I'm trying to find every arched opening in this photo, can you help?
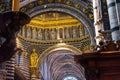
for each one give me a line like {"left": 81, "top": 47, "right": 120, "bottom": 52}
{"left": 16, "top": 1, "right": 95, "bottom": 80}
{"left": 17, "top": 10, "right": 92, "bottom": 79}
{"left": 19, "top": 11, "right": 90, "bottom": 43}
{"left": 62, "top": 75, "right": 78, "bottom": 80}
{"left": 38, "top": 44, "right": 86, "bottom": 80}
{"left": 24, "top": 3, "right": 95, "bottom": 44}
{"left": 18, "top": 11, "right": 92, "bottom": 53}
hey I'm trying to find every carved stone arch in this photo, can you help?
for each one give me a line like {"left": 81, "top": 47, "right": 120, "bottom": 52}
{"left": 24, "top": 3, "right": 95, "bottom": 44}
{"left": 37, "top": 43, "right": 82, "bottom": 68}
{"left": 49, "top": 55, "right": 83, "bottom": 74}
{"left": 37, "top": 43, "right": 86, "bottom": 80}
{"left": 51, "top": 61, "right": 84, "bottom": 79}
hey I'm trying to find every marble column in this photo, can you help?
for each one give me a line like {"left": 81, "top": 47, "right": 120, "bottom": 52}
{"left": 93, "top": 0, "right": 103, "bottom": 45}
{"left": 115, "top": 0, "right": 120, "bottom": 23}
{"left": 107, "top": 0, "right": 120, "bottom": 41}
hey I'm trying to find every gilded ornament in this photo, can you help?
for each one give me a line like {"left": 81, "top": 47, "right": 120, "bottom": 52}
{"left": 89, "top": 14, "right": 94, "bottom": 20}
{"left": 48, "top": 0, "right": 54, "bottom": 3}
{"left": 83, "top": 45, "right": 90, "bottom": 51}
{"left": 38, "top": 0, "right": 44, "bottom": 4}
{"left": 20, "top": 8, "right": 26, "bottom": 12}
{"left": 30, "top": 48, "right": 38, "bottom": 68}
{"left": 74, "top": 4, "right": 80, "bottom": 8}
{"left": 66, "top": 1, "right": 72, "bottom": 5}
{"left": 83, "top": 45, "right": 94, "bottom": 52}
{"left": 29, "top": 3, "right": 34, "bottom": 8}
{"left": 82, "top": 8, "right": 87, "bottom": 13}
{"left": 57, "top": 0, "right": 63, "bottom": 3}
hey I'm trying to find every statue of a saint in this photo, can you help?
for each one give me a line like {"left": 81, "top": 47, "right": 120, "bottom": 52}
{"left": 79, "top": 26, "right": 83, "bottom": 37}
{"left": 38, "top": 29, "right": 43, "bottom": 40}
{"left": 73, "top": 27, "right": 76, "bottom": 38}
{"left": 51, "top": 29, "right": 56, "bottom": 40}
{"left": 27, "top": 27, "right": 31, "bottom": 38}
{"left": 30, "top": 48, "right": 38, "bottom": 68}
{"left": 32, "top": 28, "right": 37, "bottom": 39}
{"left": 65, "top": 28, "right": 70, "bottom": 38}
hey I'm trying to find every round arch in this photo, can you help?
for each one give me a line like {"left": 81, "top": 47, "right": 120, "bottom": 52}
{"left": 25, "top": 3, "right": 95, "bottom": 44}
{"left": 37, "top": 43, "right": 82, "bottom": 68}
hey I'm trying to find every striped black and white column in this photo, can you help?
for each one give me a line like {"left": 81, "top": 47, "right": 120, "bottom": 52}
{"left": 107, "top": 0, "right": 120, "bottom": 41}
{"left": 5, "top": 56, "right": 15, "bottom": 80}
{"left": 115, "top": 0, "right": 120, "bottom": 23}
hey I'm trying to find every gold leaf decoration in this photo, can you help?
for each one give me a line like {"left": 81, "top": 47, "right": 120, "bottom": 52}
{"left": 20, "top": 8, "right": 26, "bottom": 12}
{"left": 66, "top": 1, "right": 72, "bottom": 5}
{"left": 48, "top": 0, "right": 54, "bottom": 3}
{"left": 74, "top": 4, "right": 80, "bottom": 8}
{"left": 57, "top": 0, "right": 63, "bottom": 3}
{"left": 29, "top": 3, "right": 34, "bottom": 8}
{"left": 89, "top": 14, "right": 94, "bottom": 20}
{"left": 38, "top": 0, "right": 44, "bottom": 4}
{"left": 82, "top": 8, "right": 87, "bottom": 13}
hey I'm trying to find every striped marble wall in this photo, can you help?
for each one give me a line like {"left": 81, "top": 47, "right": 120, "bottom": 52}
{"left": 0, "top": 0, "right": 12, "bottom": 12}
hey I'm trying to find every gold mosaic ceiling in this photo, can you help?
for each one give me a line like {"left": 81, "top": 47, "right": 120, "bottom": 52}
{"left": 18, "top": 11, "right": 88, "bottom": 43}
{"left": 27, "top": 12, "right": 82, "bottom": 29}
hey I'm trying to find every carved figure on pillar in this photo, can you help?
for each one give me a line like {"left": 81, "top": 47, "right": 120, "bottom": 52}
{"left": 32, "top": 28, "right": 37, "bottom": 39}
{"left": 30, "top": 48, "right": 38, "bottom": 68}
{"left": 95, "top": 30, "right": 117, "bottom": 51}
{"left": 73, "top": 27, "right": 77, "bottom": 38}
{"left": 95, "top": 40, "right": 106, "bottom": 52}
{"left": 51, "top": 29, "right": 56, "bottom": 40}
{"left": 27, "top": 27, "right": 31, "bottom": 38}
{"left": 38, "top": 29, "right": 43, "bottom": 40}
{"left": 65, "top": 27, "right": 70, "bottom": 39}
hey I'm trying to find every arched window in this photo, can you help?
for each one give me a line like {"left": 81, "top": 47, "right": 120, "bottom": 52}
{"left": 62, "top": 75, "right": 78, "bottom": 80}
